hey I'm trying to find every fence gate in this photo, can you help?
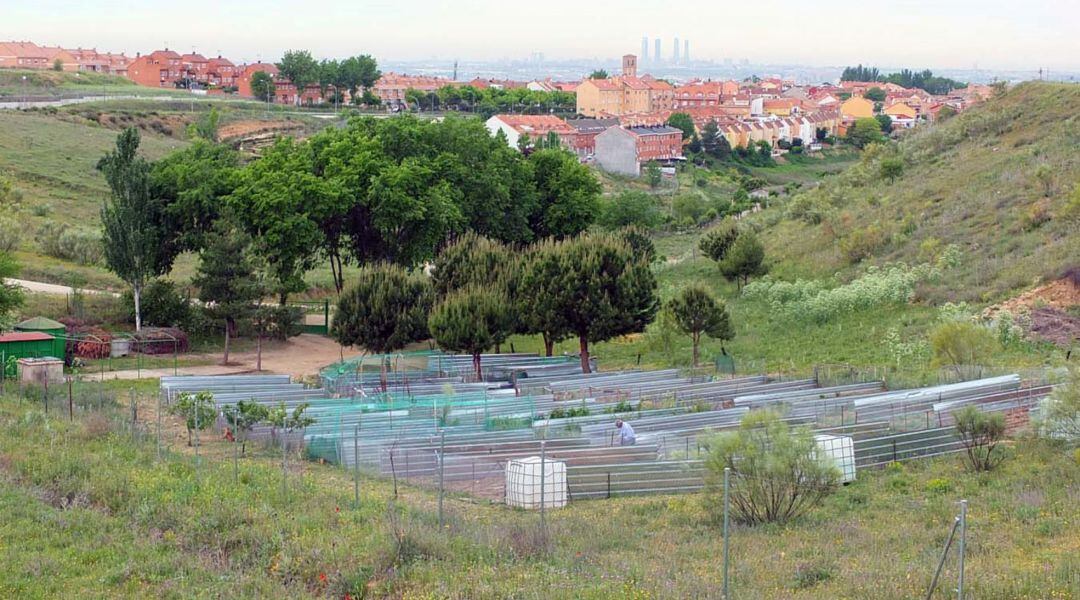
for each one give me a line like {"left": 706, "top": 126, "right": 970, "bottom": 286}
{"left": 291, "top": 300, "right": 332, "bottom": 335}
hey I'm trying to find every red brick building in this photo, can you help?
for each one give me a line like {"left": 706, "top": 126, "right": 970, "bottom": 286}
{"left": 125, "top": 49, "right": 183, "bottom": 87}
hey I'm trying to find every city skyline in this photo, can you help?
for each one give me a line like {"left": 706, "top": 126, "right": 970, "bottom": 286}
{"left": 2, "top": 0, "right": 1078, "bottom": 71}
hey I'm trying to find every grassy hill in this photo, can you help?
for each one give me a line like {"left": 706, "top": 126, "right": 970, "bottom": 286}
{"left": 2, "top": 390, "right": 1078, "bottom": 599}
{"left": 0, "top": 69, "right": 151, "bottom": 99}
{"left": 764, "top": 82, "right": 1079, "bottom": 303}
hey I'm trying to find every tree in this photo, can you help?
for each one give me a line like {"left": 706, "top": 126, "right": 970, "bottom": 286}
{"left": 699, "top": 219, "right": 740, "bottom": 264}
{"left": 669, "top": 285, "right": 734, "bottom": 366}
{"left": 337, "top": 55, "right": 380, "bottom": 96}
{"left": 1038, "top": 367, "right": 1079, "bottom": 442}
{"left": 718, "top": 231, "right": 767, "bottom": 288}
{"left": 597, "top": 190, "right": 664, "bottom": 230}
{"left": 874, "top": 114, "right": 893, "bottom": 134}
{"left": 429, "top": 286, "right": 513, "bottom": 379}
{"left": 249, "top": 305, "right": 302, "bottom": 371}
{"left": 666, "top": 112, "right": 695, "bottom": 140}
{"left": 97, "top": 128, "right": 174, "bottom": 332}
{"left": 936, "top": 105, "right": 957, "bottom": 121}
{"left": 188, "top": 106, "right": 220, "bottom": 141}
{"left": 589, "top": 69, "right": 609, "bottom": 79}
{"left": 517, "top": 132, "right": 532, "bottom": 153}
{"left": 170, "top": 391, "right": 218, "bottom": 446}
{"left": 276, "top": 50, "right": 319, "bottom": 104}
{"left": 615, "top": 226, "right": 657, "bottom": 265}
{"left": 431, "top": 233, "right": 513, "bottom": 298}
{"left": 645, "top": 161, "right": 662, "bottom": 188}
{"left": 528, "top": 149, "right": 602, "bottom": 239}
{"left": 152, "top": 139, "right": 239, "bottom": 253}
{"left": 222, "top": 400, "right": 270, "bottom": 456}
{"left": 192, "top": 222, "right": 265, "bottom": 365}
{"left": 520, "top": 234, "right": 658, "bottom": 373}
{"left": 704, "top": 410, "right": 839, "bottom": 525}
{"left": 331, "top": 263, "right": 434, "bottom": 356}
{"left": 250, "top": 70, "right": 275, "bottom": 102}
{"left": 864, "top": 87, "right": 886, "bottom": 102}
{"left": 840, "top": 65, "right": 882, "bottom": 82}
{"left": 267, "top": 401, "right": 316, "bottom": 491}
{"left": 879, "top": 157, "right": 904, "bottom": 181}
{"left": 929, "top": 321, "right": 996, "bottom": 373}
{"left": 846, "top": 117, "right": 885, "bottom": 148}
{"left": 954, "top": 406, "right": 1007, "bottom": 472}
{"left": 0, "top": 252, "right": 24, "bottom": 330}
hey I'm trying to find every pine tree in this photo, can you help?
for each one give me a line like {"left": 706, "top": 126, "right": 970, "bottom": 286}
{"left": 719, "top": 231, "right": 768, "bottom": 289}
{"left": 669, "top": 285, "right": 734, "bottom": 366}
{"left": 192, "top": 222, "right": 265, "bottom": 365}
{"left": 428, "top": 286, "right": 513, "bottom": 379}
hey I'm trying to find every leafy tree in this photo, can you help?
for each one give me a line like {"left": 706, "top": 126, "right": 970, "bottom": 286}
{"left": 222, "top": 399, "right": 270, "bottom": 456}
{"left": 846, "top": 117, "right": 885, "bottom": 148}
{"left": 936, "top": 105, "right": 957, "bottom": 121}
{"left": 589, "top": 69, "right": 609, "bottom": 79}
{"left": 276, "top": 50, "right": 319, "bottom": 104}
{"left": 52, "top": 58, "right": 63, "bottom": 71}
{"left": 0, "top": 252, "right": 24, "bottom": 330}
{"left": 520, "top": 234, "right": 658, "bottom": 372}
{"left": 929, "top": 321, "right": 996, "bottom": 373}
{"left": 250, "top": 70, "right": 275, "bottom": 102}
{"left": 699, "top": 219, "right": 740, "bottom": 263}
{"left": 704, "top": 410, "right": 839, "bottom": 525}
{"left": 864, "top": 87, "right": 886, "bottom": 102}
{"left": 338, "top": 54, "right": 380, "bottom": 95}
{"left": 840, "top": 64, "right": 882, "bottom": 82}
{"left": 669, "top": 285, "right": 734, "bottom": 366}
{"left": 597, "top": 190, "right": 664, "bottom": 230}
{"left": 121, "top": 279, "right": 191, "bottom": 329}
{"left": 267, "top": 402, "right": 316, "bottom": 434}
{"left": 152, "top": 139, "right": 239, "bottom": 252}
{"left": 645, "top": 161, "right": 662, "bottom": 188}
{"left": 666, "top": 112, "right": 695, "bottom": 140}
{"left": 529, "top": 149, "right": 602, "bottom": 239}
{"left": 429, "top": 286, "right": 513, "bottom": 379}
{"left": 954, "top": 406, "right": 1007, "bottom": 472}
{"left": 517, "top": 132, "right": 531, "bottom": 153}
{"left": 170, "top": 391, "right": 218, "bottom": 446}
{"left": 317, "top": 58, "right": 340, "bottom": 98}
{"left": 188, "top": 106, "right": 220, "bottom": 141}
{"left": 331, "top": 263, "right": 434, "bottom": 354}
{"left": 879, "top": 157, "right": 904, "bottom": 181}
{"left": 431, "top": 233, "right": 512, "bottom": 298}
{"left": 192, "top": 222, "right": 265, "bottom": 365}
{"left": 874, "top": 114, "right": 893, "bottom": 134}
{"left": 718, "top": 231, "right": 767, "bottom": 288}
{"left": 97, "top": 128, "right": 174, "bottom": 331}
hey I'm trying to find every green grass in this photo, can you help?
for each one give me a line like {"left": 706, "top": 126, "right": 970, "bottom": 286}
{"left": 1, "top": 390, "right": 1077, "bottom": 598}
{"left": 0, "top": 69, "right": 146, "bottom": 98}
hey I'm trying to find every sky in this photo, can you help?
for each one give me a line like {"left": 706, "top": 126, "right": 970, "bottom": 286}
{"left": 3, "top": 0, "right": 1078, "bottom": 71}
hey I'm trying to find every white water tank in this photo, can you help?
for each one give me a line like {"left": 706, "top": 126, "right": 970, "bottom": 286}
{"left": 815, "top": 434, "right": 856, "bottom": 483}
{"left": 505, "top": 456, "right": 567, "bottom": 509}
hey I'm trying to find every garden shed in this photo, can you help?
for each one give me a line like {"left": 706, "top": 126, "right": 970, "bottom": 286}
{"left": 0, "top": 332, "right": 57, "bottom": 378}
{"left": 13, "top": 316, "right": 67, "bottom": 359}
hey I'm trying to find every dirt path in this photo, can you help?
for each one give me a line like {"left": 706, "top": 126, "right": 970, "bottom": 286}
{"left": 4, "top": 278, "right": 119, "bottom": 297}
{"left": 104, "top": 334, "right": 353, "bottom": 381}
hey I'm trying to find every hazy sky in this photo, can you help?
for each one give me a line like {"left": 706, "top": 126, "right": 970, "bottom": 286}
{"left": 4, "top": 0, "right": 1078, "bottom": 71}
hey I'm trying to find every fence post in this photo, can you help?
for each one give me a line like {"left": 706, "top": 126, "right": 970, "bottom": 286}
{"left": 438, "top": 429, "right": 446, "bottom": 529}
{"left": 353, "top": 424, "right": 360, "bottom": 509}
{"left": 723, "top": 466, "right": 731, "bottom": 599}
{"left": 67, "top": 376, "right": 73, "bottom": 422}
{"left": 957, "top": 499, "right": 967, "bottom": 600}
{"left": 539, "top": 439, "right": 547, "bottom": 541}
{"left": 156, "top": 392, "right": 162, "bottom": 460}
{"left": 925, "top": 514, "right": 960, "bottom": 600}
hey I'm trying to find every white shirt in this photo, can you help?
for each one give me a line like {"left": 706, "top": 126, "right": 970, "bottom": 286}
{"left": 617, "top": 422, "right": 636, "bottom": 445}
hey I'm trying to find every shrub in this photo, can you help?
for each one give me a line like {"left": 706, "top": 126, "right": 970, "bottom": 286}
{"left": 121, "top": 279, "right": 193, "bottom": 329}
{"left": 1024, "top": 199, "right": 1052, "bottom": 229}
{"left": 839, "top": 224, "right": 887, "bottom": 263}
{"left": 35, "top": 223, "right": 103, "bottom": 265}
{"left": 1037, "top": 368, "right": 1079, "bottom": 443}
{"left": 672, "top": 194, "right": 709, "bottom": 224}
{"left": 0, "top": 215, "right": 20, "bottom": 251}
{"left": 597, "top": 191, "right": 664, "bottom": 230}
{"left": 792, "top": 562, "right": 834, "bottom": 590}
{"left": 169, "top": 391, "right": 218, "bottom": 446}
{"left": 925, "top": 477, "right": 953, "bottom": 495}
{"left": 954, "top": 406, "right": 1007, "bottom": 471}
{"left": 929, "top": 321, "right": 997, "bottom": 371}
{"left": 703, "top": 411, "right": 839, "bottom": 525}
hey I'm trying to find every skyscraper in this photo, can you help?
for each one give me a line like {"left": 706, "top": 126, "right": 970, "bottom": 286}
{"left": 641, "top": 36, "right": 649, "bottom": 62}
{"left": 654, "top": 38, "right": 662, "bottom": 63}
{"left": 673, "top": 37, "right": 680, "bottom": 64}
{"left": 684, "top": 40, "right": 689, "bottom": 64}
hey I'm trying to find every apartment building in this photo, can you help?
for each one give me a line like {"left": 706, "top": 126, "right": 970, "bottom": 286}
{"left": 594, "top": 125, "right": 683, "bottom": 176}
{"left": 575, "top": 54, "right": 675, "bottom": 117}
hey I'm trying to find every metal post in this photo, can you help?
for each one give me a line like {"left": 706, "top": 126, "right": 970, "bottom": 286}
{"left": 957, "top": 500, "right": 967, "bottom": 600}
{"left": 925, "top": 516, "right": 960, "bottom": 600}
{"left": 353, "top": 424, "right": 360, "bottom": 508}
{"left": 156, "top": 392, "right": 162, "bottom": 460}
{"left": 194, "top": 397, "right": 201, "bottom": 485}
{"left": 438, "top": 429, "right": 445, "bottom": 528}
{"left": 67, "top": 377, "right": 73, "bottom": 421}
{"left": 723, "top": 466, "right": 731, "bottom": 599}
{"left": 539, "top": 440, "right": 547, "bottom": 539}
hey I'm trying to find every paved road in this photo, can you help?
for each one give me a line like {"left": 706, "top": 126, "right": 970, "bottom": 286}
{"left": 4, "top": 278, "right": 118, "bottom": 297}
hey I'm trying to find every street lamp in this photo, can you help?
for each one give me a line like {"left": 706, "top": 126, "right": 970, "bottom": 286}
{"left": 21, "top": 75, "right": 28, "bottom": 108}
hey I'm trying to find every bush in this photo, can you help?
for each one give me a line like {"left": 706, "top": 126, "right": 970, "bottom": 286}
{"left": 703, "top": 411, "right": 839, "bottom": 525}
{"left": 672, "top": 194, "right": 709, "bottom": 224}
{"left": 954, "top": 406, "right": 1007, "bottom": 471}
{"left": 929, "top": 321, "right": 997, "bottom": 371}
{"left": 597, "top": 191, "right": 664, "bottom": 230}
{"left": 839, "top": 224, "right": 887, "bottom": 264}
{"left": 35, "top": 223, "right": 103, "bottom": 265}
{"left": 0, "top": 215, "right": 20, "bottom": 251}
{"left": 121, "top": 279, "right": 193, "bottom": 329}
{"left": 1037, "top": 368, "right": 1079, "bottom": 443}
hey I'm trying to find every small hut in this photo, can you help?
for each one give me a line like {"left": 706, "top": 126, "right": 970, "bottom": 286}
{"left": 13, "top": 317, "right": 67, "bottom": 359}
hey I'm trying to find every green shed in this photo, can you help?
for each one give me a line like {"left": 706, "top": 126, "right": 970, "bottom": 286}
{"left": 0, "top": 332, "right": 58, "bottom": 378}
{"left": 13, "top": 317, "right": 67, "bottom": 359}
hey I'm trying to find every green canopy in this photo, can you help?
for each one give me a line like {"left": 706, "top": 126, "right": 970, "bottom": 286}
{"left": 14, "top": 317, "right": 66, "bottom": 334}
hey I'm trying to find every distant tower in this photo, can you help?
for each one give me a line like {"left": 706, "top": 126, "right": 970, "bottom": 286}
{"left": 453, "top": 60, "right": 458, "bottom": 81}
{"left": 641, "top": 37, "right": 649, "bottom": 62}
{"left": 654, "top": 39, "right": 662, "bottom": 63}
{"left": 684, "top": 40, "right": 690, "bottom": 64}
{"left": 622, "top": 54, "right": 638, "bottom": 77}
{"left": 673, "top": 37, "right": 681, "bottom": 64}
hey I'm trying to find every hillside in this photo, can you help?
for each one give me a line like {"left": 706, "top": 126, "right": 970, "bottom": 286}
{"left": 0, "top": 69, "right": 143, "bottom": 99}
{"left": 763, "top": 82, "right": 1080, "bottom": 303}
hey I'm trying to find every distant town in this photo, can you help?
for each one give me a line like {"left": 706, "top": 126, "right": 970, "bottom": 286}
{"left": 0, "top": 40, "right": 998, "bottom": 177}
